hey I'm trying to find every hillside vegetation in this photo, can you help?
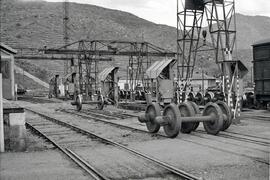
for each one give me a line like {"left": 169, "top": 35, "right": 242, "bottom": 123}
{"left": 1, "top": 0, "right": 270, "bottom": 87}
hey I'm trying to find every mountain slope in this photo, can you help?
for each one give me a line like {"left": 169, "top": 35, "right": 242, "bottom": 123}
{"left": 1, "top": 0, "right": 270, "bottom": 85}
{"left": 236, "top": 13, "right": 270, "bottom": 49}
{"left": 0, "top": 0, "right": 176, "bottom": 49}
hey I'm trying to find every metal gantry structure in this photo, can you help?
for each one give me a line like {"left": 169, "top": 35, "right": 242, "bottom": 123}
{"left": 177, "top": 0, "right": 205, "bottom": 102}
{"left": 44, "top": 40, "right": 176, "bottom": 100}
{"left": 176, "top": 0, "right": 245, "bottom": 119}
{"left": 14, "top": 47, "right": 71, "bottom": 60}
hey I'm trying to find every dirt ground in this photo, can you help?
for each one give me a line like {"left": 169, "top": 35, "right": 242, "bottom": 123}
{"left": 1, "top": 99, "right": 269, "bottom": 180}
{"left": 0, "top": 150, "right": 91, "bottom": 180}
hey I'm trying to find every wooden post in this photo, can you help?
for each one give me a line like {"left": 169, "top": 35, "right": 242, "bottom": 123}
{"left": 0, "top": 73, "right": 4, "bottom": 152}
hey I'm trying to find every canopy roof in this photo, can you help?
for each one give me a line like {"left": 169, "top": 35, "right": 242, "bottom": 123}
{"left": 146, "top": 59, "right": 176, "bottom": 79}
{"left": 99, "top": 66, "right": 119, "bottom": 81}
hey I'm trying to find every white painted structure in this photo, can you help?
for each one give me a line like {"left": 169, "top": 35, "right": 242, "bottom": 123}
{"left": 0, "top": 74, "right": 4, "bottom": 152}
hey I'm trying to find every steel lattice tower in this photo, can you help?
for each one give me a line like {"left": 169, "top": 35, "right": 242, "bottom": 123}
{"left": 177, "top": 0, "right": 205, "bottom": 83}
{"left": 204, "top": 0, "right": 236, "bottom": 71}
{"left": 177, "top": 0, "right": 205, "bottom": 103}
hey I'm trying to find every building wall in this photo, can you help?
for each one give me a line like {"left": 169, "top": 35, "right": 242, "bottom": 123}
{"left": 191, "top": 79, "right": 216, "bottom": 92}
{"left": 118, "top": 80, "right": 143, "bottom": 90}
{"left": 1, "top": 51, "right": 15, "bottom": 100}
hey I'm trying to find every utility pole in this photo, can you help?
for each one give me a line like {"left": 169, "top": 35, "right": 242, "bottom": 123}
{"left": 63, "top": 0, "right": 70, "bottom": 75}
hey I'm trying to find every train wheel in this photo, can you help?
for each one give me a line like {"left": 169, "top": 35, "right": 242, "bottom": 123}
{"left": 145, "top": 103, "right": 161, "bottom": 133}
{"left": 178, "top": 102, "right": 196, "bottom": 134}
{"left": 216, "top": 101, "right": 232, "bottom": 131}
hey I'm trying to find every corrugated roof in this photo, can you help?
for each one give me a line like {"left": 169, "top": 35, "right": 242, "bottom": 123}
{"left": 98, "top": 66, "right": 119, "bottom": 81}
{"left": 236, "top": 60, "right": 249, "bottom": 78}
{"left": 252, "top": 38, "right": 270, "bottom": 47}
{"left": 222, "top": 60, "right": 248, "bottom": 78}
{"left": 146, "top": 59, "right": 176, "bottom": 79}
{"left": 0, "top": 43, "right": 17, "bottom": 54}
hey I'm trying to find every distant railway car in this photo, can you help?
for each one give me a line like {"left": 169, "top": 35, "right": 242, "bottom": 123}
{"left": 252, "top": 39, "right": 270, "bottom": 108}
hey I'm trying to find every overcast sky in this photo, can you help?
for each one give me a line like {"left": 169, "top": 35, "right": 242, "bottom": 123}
{"left": 44, "top": 0, "right": 270, "bottom": 27}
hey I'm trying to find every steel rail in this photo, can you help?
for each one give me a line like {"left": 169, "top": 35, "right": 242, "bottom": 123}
{"left": 241, "top": 115, "right": 270, "bottom": 122}
{"left": 221, "top": 131, "right": 270, "bottom": 141}
{"left": 54, "top": 110, "right": 270, "bottom": 154}
{"left": 63, "top": 109, "right": 270, "bottom": 146}
{"left": 25, "top": 122, "right": 109, "bottom": 180}
{"left": 25, "top": 108, "right": 202, "bottom": 180}
{"left": 195, "top": 130, "right": 270, "bottom": 146}
{"left": 81, "top": 109, "right": 137, "bottom": 119}
{"left": 61, "top": 109, "right": 153, "bottom": 134}
{"left": 60, "top": 109, "right": 270, "bottom": 165}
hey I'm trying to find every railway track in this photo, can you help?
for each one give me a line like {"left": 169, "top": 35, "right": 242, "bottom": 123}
{"left": 220, "top": 131, "right": 270, "bottom": 141}
{"left": 60, "top": 109, "right": 269, "bottom": 165}
{"left": 26, "top": 122, "right": 108, "bottom": 180}
{"left": 241, "top": 111, "right": 270, "bottom": 122}
{"left": 18, "top": 96, "right": 58, "bottom": 104}
{"left": 195, "top": 130, "right": 270, "bottom": 147}
{"left": 243, "top": 115, "right": 270, "bottom": 122}
{"left": 84, "top": 108, "right": 137, "bottom": 119}
{"left": 25, "top": 108, "right": 201, "bottom": 180}
{"left": 63, "top": 109, "right": 270, "bottom": 146}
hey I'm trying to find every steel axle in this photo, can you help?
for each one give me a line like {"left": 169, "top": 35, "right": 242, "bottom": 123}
{"left": 138, "top": 101, "right": 232, "bottom": 138}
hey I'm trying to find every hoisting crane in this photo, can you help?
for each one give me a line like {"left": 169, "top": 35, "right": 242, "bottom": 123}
{"left": 177, "top": 0, "right": 247, "bottom": 120}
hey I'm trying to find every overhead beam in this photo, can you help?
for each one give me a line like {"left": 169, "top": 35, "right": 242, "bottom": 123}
{"left": 14, "top": 56, "right": 72, "bottom": 60}
{"left": 15, "top": 56, "right": 113, "bottom": 61}
{"left": 44, "top": 49, "right": 176, "bottom": 57}
{"left": 81, "top": 57, "right": 113, "bottom": 62}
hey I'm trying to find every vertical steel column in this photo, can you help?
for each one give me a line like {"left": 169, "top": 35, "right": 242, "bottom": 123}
{"left": 63, "top": 0, "right": 70, "bottom": 75}
{"left": 145, "top": 44, "right": 150, "bottom": 90}
{"left": 129, "top": 43, "right": 135, "bottom": 101}
{"left": 0, "top": 74, "right": 4, "bottom": 152}
{"left": 78, "top": 41, "right": 84, "bottom": 95}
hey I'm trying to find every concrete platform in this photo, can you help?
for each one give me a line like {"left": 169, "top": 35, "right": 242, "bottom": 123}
{"left": 3, "top": 99, "right": 24, "bottom": 114}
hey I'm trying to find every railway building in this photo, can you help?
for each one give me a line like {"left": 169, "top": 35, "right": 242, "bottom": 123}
{"left": 0, "top": 43, "right": 17, "bottom": 100}
{"left": 190, "top": 72, "right": 216, "bottom": 92}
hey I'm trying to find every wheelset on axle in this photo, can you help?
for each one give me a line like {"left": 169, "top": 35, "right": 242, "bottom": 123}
{"left": 139, "top": 103, "right": 181, "bottom": 138}
{"left": 139, "top": 101, "right": 232, "bottom": 138}
{"left": 71, "top": 94, "right": 105, "bottom": 111}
